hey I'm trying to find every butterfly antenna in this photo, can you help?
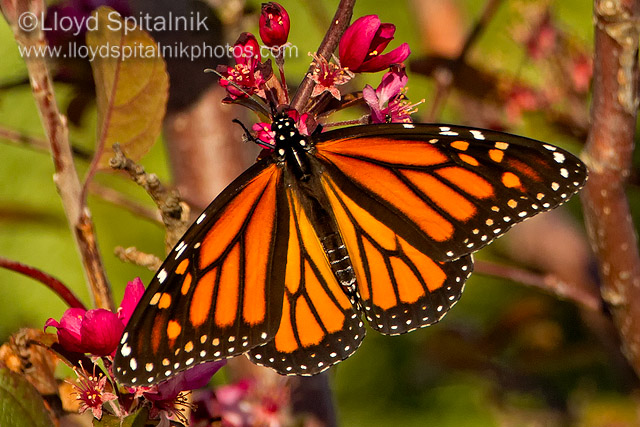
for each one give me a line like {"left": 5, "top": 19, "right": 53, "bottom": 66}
{"left": 232, "top": 119, "right": 275, "bottom": 150}
{"left": 204, "top": 68, "right": 271, "bottom": 117}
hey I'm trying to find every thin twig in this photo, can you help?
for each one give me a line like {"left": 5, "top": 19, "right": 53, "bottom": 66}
{"left": 1, "top": 0, "right": 113, "bottom": 311}
{"left": 475, "top": 260, "right": 601, "bottom": 312}
{"left": 114, "top": 246, "right": 162, "bottom": 271}
{"left": 0, "top": 257, "right": 86, "bottom": 310}
{"left": 79, "top": 20, "right": 123, "bottom": 209}
{"left": 457, "top": 0, "right": 504, "bottom": 60}
{"left": 0, "top": 126, "right": 50, "bottom": 151}
{"left": 109, "top": 143, "right": 189, "bottom": 250}
{"left": 88, "top": 182, "right": 163, "bottom": 224}
{"left": 581, "top": 0, "right": 640, "bottom": 376}
{"left": 289, "top": 0, "right": 355, "bottom": 112}
{"left": 0, "top": 125, "right": 94, "bottom": 160}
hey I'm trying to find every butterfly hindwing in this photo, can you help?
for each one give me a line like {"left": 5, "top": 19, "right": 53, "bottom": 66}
{"left": 313, "top": 124, "right": 587, "bottom": 262}
{"left": 115, "top": 161, "right": 288, "bottom": 386}
{"left": 249, "top": 187, "right": 366, "bottom": 375}
{"left": 321, "top": 174, "right": 473, "bottom": 334}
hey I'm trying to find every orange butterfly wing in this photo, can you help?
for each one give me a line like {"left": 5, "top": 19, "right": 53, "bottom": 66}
{"left": 314, "top": 125, "right": 586, "bottom": 262}
{"left": 322, "top": 174, "right": 473, "bottom": 334}
{"left": 115, "top": 162, "right": 288, "bottom": 385}
{"left": 313, "top": 124, "right": 586, "bottom": 334}
{"left": 248, "top": 186, "right": 365, "bottom": 375}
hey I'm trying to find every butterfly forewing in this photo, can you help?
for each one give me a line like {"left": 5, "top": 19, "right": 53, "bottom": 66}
{"left": 313, "top": 124, "right": 587, "bottom": 262}
{"left": 115, "top": 161, "right": 288, "bottom": 386}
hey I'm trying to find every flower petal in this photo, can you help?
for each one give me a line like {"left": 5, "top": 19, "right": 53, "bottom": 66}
{"left": 80, "top": 309, "right": 124, "bottom": 356}
{"left": 376, "top": 65, "right": 408, "bottom": 105}
{"left": 363, "top": 84, "right": 385, "bottom": 123}
{"left": 339, "top": 15, "right": 380, "bottom": 71}
{"left": 118, "top": 277, "right": 145, "bottom": 326}
{"left": 234, "top": 32, "right": 261, "bottom": 65}
{"left": 369, "top": 23, "right": 396, "bottom": 55}
{"left": 146, "top": 361, "right": 226, "bottom": 401}
{"left": 45, "top": 308, "right": 86, "bottom": 352}
{"left": 358, "top": 42, "right": 410, "bottom": 73}
{"left": 43, "top": 318, "right": 61, "bottom": 330}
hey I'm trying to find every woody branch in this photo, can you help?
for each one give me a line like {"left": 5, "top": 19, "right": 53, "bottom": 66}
{"left": 581, "top": 0, "right": 640, "bottom": 376}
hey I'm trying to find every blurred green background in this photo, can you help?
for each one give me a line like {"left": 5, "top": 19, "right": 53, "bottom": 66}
{"left": 1, "top": 0, "right": 638, "bottom": 425}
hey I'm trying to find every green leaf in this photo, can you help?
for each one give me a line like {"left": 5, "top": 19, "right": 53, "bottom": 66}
{"left": 86, "top": 6, "right": 169, "bottom": 169}
{"left": 0, "top": 368, "right": 54, "bottom": 427}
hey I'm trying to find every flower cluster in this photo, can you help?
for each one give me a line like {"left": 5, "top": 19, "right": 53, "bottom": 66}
{"left": 44, "top": 278, "right": 225, "bottom": 424}
{"left": 190, "top": 378, "right": 291, "bottom": 426}
{"left": 217, "top": 5, "right": 416, "bottom": 149}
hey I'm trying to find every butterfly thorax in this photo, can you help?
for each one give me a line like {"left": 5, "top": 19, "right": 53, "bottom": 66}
{"left": 272, "top": 115, "right": 312, "bottom": 181}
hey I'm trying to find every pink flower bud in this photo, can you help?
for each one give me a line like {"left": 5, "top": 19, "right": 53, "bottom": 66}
{"left": 339, "top": 15, "right": 410, "bottom": 73}
{"left": 259, "top": 2, "right": 290, "bottom": 47}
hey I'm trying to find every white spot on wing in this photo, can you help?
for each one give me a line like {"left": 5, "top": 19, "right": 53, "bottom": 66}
{"left": 470, "top": 130, "right": 485, "bottom": 140}
{"left": 553, "top": 152, "right": 566, "bottom": 163}
{"left": 158, "top": 269, "right": 167, "bottom": 283}
{"left": 175, "top": 244, "right": 187, "bottom": 259}
{"left": 439, "top": 126, "right": 459, "bottom": 136}
{"left": 120, "top": 343, "right": 131, "bottom": 357}
{"left": 197, "top": 213, "right": 206, "bottom": 224}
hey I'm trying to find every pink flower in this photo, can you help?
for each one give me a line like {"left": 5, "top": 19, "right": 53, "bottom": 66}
{"left": 526, "top": 14, "right": 557, "bottom": 61}
{"left": 259, "top": 2, "right": 290, "bottom": 47}
{"left": 72, "top": 365, "right": 117, "bottom": 419}
{"left": 232, "top": 32, "right": 261, "bottom": 67}
{"left": 217, "top": 33, "right": 266, "bottom": 100}
{"left": 44, "top": 307, "right": 86, "bottom": 353}
{"left": 45, "top": 278, "right": 145, "bottom": 357}
{"left": 144, "top": 361, "right": 226, "bottom": 402}
{"left": 144, "top": 361, "right": 226, "bottom": 426}
{"left": 80, "top": 309, "right": 124, "bottom": 356}
{"left": 571, "top": 54, "right": 592, "bottom": 93}
{"left": 339, "top": 15, "right": 410, "bottom": 73}
{"left": 505, "top": 84, "right": 540, "bottom": 123}
{"left": 212, "top": 378, "right": 290, "bottom": 427}
{"left": 363, "top": 65, "right": 417, "bottom": 123}
{"left": 309, "top": 54, "right": 353, "bottom": 100}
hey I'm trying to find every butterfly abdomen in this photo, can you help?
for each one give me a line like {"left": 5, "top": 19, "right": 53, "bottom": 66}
{"left": 294, "top": 174, "right": 359, "bottom": 300}
{"left": 319, "top": 231, "right": 357, "bottom": 291}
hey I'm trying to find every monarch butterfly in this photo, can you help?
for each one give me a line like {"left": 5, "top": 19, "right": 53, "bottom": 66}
{"left": 114, "top": 114, "right": 587, "bottom": 385}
